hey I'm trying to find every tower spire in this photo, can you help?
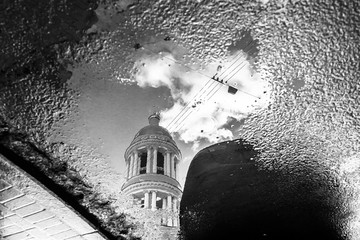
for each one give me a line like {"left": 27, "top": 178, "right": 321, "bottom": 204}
{"left": 148, "top": 106, "right": 160, "bottom": 125}
{"left": 148, "top": 112, "right": 160, "bottom": 125}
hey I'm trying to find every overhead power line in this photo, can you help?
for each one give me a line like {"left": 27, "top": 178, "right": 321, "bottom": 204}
{"left": 135, "top": 41, "right": 260, "bottom": 133}
{"left": 216, "top": 39, "right": 255, "bottom": 79}
{"left": 166, "top": 78, "right": 214, "bottom": 129}
{"left": 169, "top": 39, "right": 259, "bottom": 132}
{"left": 171, "top": 82, "right": 223, "bottom": 133}
{"left": 138, "top": 43, "right": 260, "bottom": 99}
{"left": 168, "top": 80, "right": 219, "bottom": 132}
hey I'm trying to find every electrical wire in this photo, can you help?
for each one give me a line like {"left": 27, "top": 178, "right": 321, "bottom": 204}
{"left": 137, "top": 42, "right": 260, "bottom": 133}
{"left": 168, "top": 80, "right": 219, "bottom": 132}
{"left": 140, "top": 44, "right": 259, "bottom": 99}
{"left": 166, "top": 78, "right": 213, "bottom": 129}
{"left": 217, "top": 39, "right": 256, "bottom": 82}
{"left": 161, "top": 55, "right": 251, "bottom": 131}
{"left": 171, "top": 81, "right": 223, "bottom": 133}
{"left": 216, "top": 39, "right": 255, "bottom": 79}
{"left": 173, "top": 50, "right": 257, "bottom": 132}
{"left": 136, "top": 12, "right": 267, "bottom": 133}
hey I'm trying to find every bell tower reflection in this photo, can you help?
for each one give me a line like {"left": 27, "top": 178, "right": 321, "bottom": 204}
{"left": 122, "top": 113, "right": 182, "bottom": 227}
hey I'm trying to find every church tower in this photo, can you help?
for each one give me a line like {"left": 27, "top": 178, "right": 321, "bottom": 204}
{"left": 122, "top": 112, "right": 182, "bottom": 227}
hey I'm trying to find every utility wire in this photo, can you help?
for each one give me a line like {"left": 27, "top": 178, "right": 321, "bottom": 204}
{"left": 166, "top": 78, "right": 213, "bottom": 129}
{"left": 167, "top": 55, "right": 257, "bottom": 132}
{"left": 222, "top": 61, "right": 247, "bottom": 83}
{"left": 216, "top": 39, "right": 255, "bottom": 79}
{"left": 137, "top": 42, "right": 260, "bottom": 133}
{"left": 169, "top": 81, "right": 220, "bottom": 132}
{"left": 175, "top": 82, "right": 224, "bottom": 133}
{"left": 224, "top": 61, "right": 248, "bottom": 84}
{"left": 139, "top": 46, "right": 232, "bottom": 131}
{"left": 140, "top": 43, "right": 259, "bottom": 99}
{"left": 176, "top": 51, "right": 253, "bottom": 133}
{"left": 135, "top": 12, "right": 267, "bottom": 133}
{"left": 140, "top": 35, "right": 255, "bottom": 82}
{"left": 168, "top": 80, "right": 219, "bottom": 132}
{"left": 160, "top": 52, "right": 252, "bottom": 131}
{"left": 222, "top": 61, "right": 246, "bottom": 83}
{"left": 172, "top": 56, "right": 255, "bottom": 132}
{"left": 174, "top": 50, "right": 255, "bottom": 132}
{"left": 139, "top": 46, "right": 226, "bottom": 131}
{"left": 171, "top": 81, "right": 223, "bottom": 133}
{"left": 218, "top": 40, "right": 255, "bottom": 82}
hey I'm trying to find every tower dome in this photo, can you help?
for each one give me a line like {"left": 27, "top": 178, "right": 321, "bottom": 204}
{"left": 122, "top": 113, "right": 182, "bottom": 227}
{"left": 131, "top": 113, "right": 173, "bottom": 144}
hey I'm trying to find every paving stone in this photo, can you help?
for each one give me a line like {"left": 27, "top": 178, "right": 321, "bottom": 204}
{"left": 4, "top": 195, "right": 33, "bottom": 210}
{"left": 0, "top": 188, "right": 22, "bottom": 202}
{"left": 66, "top": 235, "right": 84, "bottom": 240}
{"left": 24, "top": 210, "right": 54, "bottom": 223}
{"left": 0, "top": 180, "right": 10, "bottom": 191}
{"left": 0, "top": 204, "right": 12, "bottom": 217}
{"left": 51, "top": 229, "right": 78, "bottom": 240}
{"left": 82, "top": 232, "right": 104, "bottom": 240}
{"left": 47, "top": 223, "right": 71, "bottom": 235}
{"left": 0, "top": 214, "right": 15, "bottom": 228}
{"left": 0, "top": 224, "right": 23, "bottom": 236}
{"left": 27, "top": 227, "right": 51, "bottom": 240}
{"left": 61, "top": 213, "right": 96, "bottom": 235}
{"left": 5, "top": 214, "right": 34, "bottom": 230}
{"left": 35, "top": 216, "right": 63, "bottom": 229}
{"left": 3, "top": 230, "right": 32, "bottom": 239}
{"left": 14, "top": 202, "right": 44, "bottom": 217}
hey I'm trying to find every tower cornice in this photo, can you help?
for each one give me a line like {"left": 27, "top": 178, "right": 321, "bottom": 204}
{"left": 125, "top": 134, "right": 181, "bottom": 160}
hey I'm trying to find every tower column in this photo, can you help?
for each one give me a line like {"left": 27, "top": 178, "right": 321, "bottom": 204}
{"left": 167, "top": 195, "right": 173, "bottom": 211}
{"left": 132, "top": 152, "right": 137, "bottom": 176}
{"left": 152, "top": 148, "right": 158, "bottom": 173}
{"left": 144, "top": 191, "right": 150, "bottom": 209}
{"left": 166, "top": 152, "right": 171, "bottom": 177}
{"left": 126, "top": 157, "right": 130, "bottom": 179}
{"left": 162, "top": 197, "right": 167, "bottom": 225}
{"left": 129, "top": 154, "right": 134, "bottom": 178}
{"left": 151, "top": 191, "right": 157, "bottom": 211}
{"left": 167, "top": 195, "right": 173, "bottom": 226}
{"left": 134, "top": 151, "right": 139, "bottom": 175}
{"left": 146, "top": 147, "right": 151, "bottom": 173}
{"left": 162, "top": 198, "right": 167, "bottom": 209}
{"left": 173, "top": 197, "right": 177, "bottom": 212}
{"left": 173, "top": 198, "right": 178, "bottom": 226}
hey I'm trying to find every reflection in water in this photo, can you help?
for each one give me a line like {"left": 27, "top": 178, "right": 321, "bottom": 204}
{"left": 0, "top": 0, "right": 359, "bottom": 239}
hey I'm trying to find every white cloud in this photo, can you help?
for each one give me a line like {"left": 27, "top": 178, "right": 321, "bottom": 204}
{"left": 132, "top": 49, "right": 270, "bottom": 148}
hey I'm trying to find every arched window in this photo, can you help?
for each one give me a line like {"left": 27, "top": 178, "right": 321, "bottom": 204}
{"left": 140, "top": 152, "right": 147, "bottom": 174}
{"left": 157, "top": 152, "right": 164, "bottom": 174}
